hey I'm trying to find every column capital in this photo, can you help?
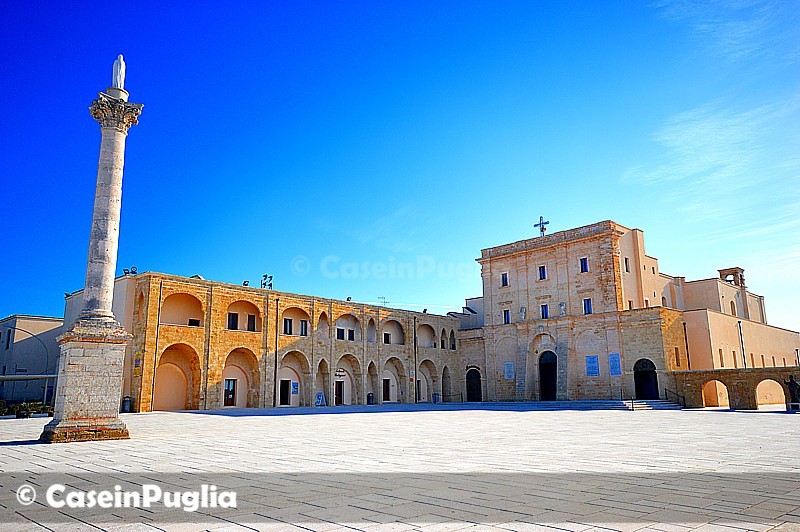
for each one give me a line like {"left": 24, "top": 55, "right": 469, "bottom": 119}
{"left": 89, "top": 92, "right": 143, "bottom": 133}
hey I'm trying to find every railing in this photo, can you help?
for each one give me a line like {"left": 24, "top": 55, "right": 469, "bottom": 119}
{"left": 617, "top": 387, "right": 635, "bottom": 411}
{"left": 664, "top": 388, "right": 686, "bottom": 407}
{"left": 441, "top": 393, "right": 463, "bottom": 403}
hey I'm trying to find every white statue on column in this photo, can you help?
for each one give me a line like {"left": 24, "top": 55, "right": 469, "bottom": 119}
{"left": 112, "top": 54, "right": 126, "bottom": 90}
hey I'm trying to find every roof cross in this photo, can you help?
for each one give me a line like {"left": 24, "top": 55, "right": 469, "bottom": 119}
{"left": 534, "top": 216, "right": 550, "bottom": 238}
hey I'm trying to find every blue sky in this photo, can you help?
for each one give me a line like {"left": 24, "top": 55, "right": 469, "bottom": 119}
{"left": 1, "top": 1, "right": 798, "bottom": 330}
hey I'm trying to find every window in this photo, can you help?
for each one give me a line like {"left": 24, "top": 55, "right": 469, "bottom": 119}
{"left": 347, "top": 329, "right": 355, "bottom": 341}
{"left": 624, "top": 257, "right": 630, "bottom": 273}
{"left": 730, "top": 301, "right": 736, "bottom": 315}
{"left": 750, "top": 353, "right": 755, "bottom": 367}
{"left": 760, "top": 354, "right": 765, "bottom": 367}
{"left": 500, "top": 272, "right": 509, "bottom": 287}
{"left": 583, "top": 298, "right": 593, "bottom": 315}
{"left": 502, "top": 309, "right": 511, "bottom": 324}
{"left": 188, "top": 318, "right": 201, "bottom": 327}
{"left": 644, "top": 298, "right": 650, "bottom": 308}
{"left": 579, "top": 257, "right": 588, "bottom": 273}
{"left": 283, "top": 318, "right": 293, "bottom": 335}
{"left": 299, "top": 319, "right": 309, "bottom": 337}
{"left": 772, "top": 356, "right": 776, "bottom": 367}
{"left": 540, "top": 304, "right": 549, "bottom": 320}
{"left": 247, "top": 314, "right": 256, "bottom": 332}
{"left": 538, "top": 265, "right": 547, "bottom": 280}
{"left": 227, "top": 312, "right": 239, "bottom": 330}
{"left": 719, "top": 348, "right": 724, "bottom": 367}
{"left": 661, "top": 296, "right": 667, "bottom": 307}
{"left": 441, "top": 337, "right": 446, "bottom": 349}
{"left": 628, "top": 300, "right": 633, "bottom": 310}
{"left": 336, "top": 327, "right": 345, "bottom": 340}
{"left": 652, "top": 266, "right": 656, "bottom": 274}
{"left": 383, "top": 332, "right": 391, "bottom": 344}
{"left": 675, "top": 347, "right": 680, "bottom": 367}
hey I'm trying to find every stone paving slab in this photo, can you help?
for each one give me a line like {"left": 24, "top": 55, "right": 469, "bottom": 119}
{"left": 0, "top": 404, "right": 798, "bottom": 531}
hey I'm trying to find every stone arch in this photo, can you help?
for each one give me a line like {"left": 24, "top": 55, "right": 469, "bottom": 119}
{"left": 442, "top": 365, "right": 453, "bottom": 401}
{"left": 366, "top": 318, "right": 377, "bottom": 343}
{"left": 335, "top": 353, "right": 362, "bottom": 405}
{"left": 316, "top": 359, "right": 330, "bottom": 405}
{"left": 282, "top": 307, "right": 311, "bottom": 336}
{"left": 417, "top": 324, "right": 436, "bottom": 348}
{"left": 702, "top": 379, "right": 729, "bottom": 408}
{"left": 382, "top": 319, "right": 405, "bottom": 345}
{"left": 755, "top": 379, "right": 786, "bottom": 408}
{"left": 466, "top": 368, "right": 482, "bottom": 402}
{"left": 526, "top": 333, "right": 556, "bottom": 399}
{"left": 335, "top": 313, "right": 361, "bottom": 342}
{"left": 633, "top": 358, "right": 659, "bottom": 400}
{"left": 417, "top": 359, "right": 438, "bottom": 402}
{"left": 226, "top": 300, "right": 261, "bottom": 332}
{"left": 366, "top": 361, "right": 379, "bottom": 402}
{"left": 154, "top": 343, "right": 201, "bottom": 410}
{"left": 382, "top": 356, "right": 407, "bottom": 402}
{"left": 222, "top": 347, "right": 260, "bottom": 408}
{"left": 449, "top": 329, "right": 456, "bottom": 350}
{"left": 160, "top": 293, "right": 204, "bottom": 327}
{"left": 278, "top": 350, "right": 311, "bottom": 406}
{"left": 495, "top": 337, "right": 517, "bottom": 401}
{"left": 440, "top": 328, "right": 448, "bottom": 349}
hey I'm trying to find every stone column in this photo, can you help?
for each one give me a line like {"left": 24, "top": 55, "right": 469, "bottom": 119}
{"left": 40, "top": 57, "right": 143, "bottom": 443}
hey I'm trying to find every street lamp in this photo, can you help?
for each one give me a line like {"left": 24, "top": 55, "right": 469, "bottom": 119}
{"left": 2, "top": 325, "right": 52, "bottom": 405}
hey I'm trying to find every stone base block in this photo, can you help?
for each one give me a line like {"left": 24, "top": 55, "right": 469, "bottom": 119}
{"left": 40, "top": 418, "right": 129, "bottom": 443}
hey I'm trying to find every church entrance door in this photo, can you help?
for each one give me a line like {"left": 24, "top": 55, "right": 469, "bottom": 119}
{"left": 539, "top": 351, "right": 557, "bottom": 401}
{"left": 634, "top": 358, "right": 659, "bottom": 400}
{"left": 466, "top": 369, "right": 482, "bottom": 402}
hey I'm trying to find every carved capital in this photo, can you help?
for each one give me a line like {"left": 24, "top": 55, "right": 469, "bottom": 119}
{"left": 89, "top": 92, "right": 143, "bottom": 133}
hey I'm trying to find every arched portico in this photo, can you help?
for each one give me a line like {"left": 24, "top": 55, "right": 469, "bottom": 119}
{"left": 335, "top": 354, "right": 362, "bottom": 405}
{"left": 221, "top": 348, "right": 260, "bottom": 408}
{"left": 153, "top": 343, "right": 201, "bottom": 411}
{"left": 278, "top": 351, "right": 311, "bottom": 406}
{"left": 382, "top": 357, "right": 406, "bottom": 402}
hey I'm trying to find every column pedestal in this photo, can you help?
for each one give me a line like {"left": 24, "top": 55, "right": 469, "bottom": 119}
{"left": 40, "top": 319, "right": 131, "bottom": 443}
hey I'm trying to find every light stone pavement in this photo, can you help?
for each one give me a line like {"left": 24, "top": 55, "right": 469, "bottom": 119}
{"left": 0, "top": 403, "right": 798, "bottom": 531}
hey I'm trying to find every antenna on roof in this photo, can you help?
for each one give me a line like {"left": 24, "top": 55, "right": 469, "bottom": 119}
{"left": 261, "top": 274, "right": 273, "bottom": 290}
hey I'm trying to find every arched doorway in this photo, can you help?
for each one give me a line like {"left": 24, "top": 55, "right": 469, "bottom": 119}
{"left": 702, "top": 380, "right": 729, "bottom": 407}
{"left": 442, "top": 366, "right": 452, "bottom": 402}
{"left": 633, "top": 358, "right": 659, "bottom": 400}
{"left": 153, "top": 343, "right": 201, "bottom": 411}
{"left": 539, "top": 351, "right": 557, "bottom": 401}
{"left": 221, "top": 348, "right": 260, "bottom": 408}
{"left": 466, "top": 368, "right": 482, "bottom": 402}
{"left": 278, "top": 351, "right": 310, "bottom": 407}
{"left": 755, "top": 379, "right": 786, "bottom": 409}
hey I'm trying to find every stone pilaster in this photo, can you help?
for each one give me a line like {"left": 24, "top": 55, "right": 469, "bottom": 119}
{"left": 40, "top": 59, "right": 142, "bottom": 443}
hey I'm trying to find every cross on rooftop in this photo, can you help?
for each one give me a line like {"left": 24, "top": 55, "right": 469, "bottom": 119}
{"left": 534, "top": 216, "right": 549, "bottom": 237}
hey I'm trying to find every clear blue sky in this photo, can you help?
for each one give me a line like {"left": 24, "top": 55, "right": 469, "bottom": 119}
{"left": 1, "top": 1, "right": 798, "bottom": 330}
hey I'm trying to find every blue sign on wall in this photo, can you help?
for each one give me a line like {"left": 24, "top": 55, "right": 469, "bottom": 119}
{"left": 504, "top": 361, "right": 515, "bottom": 380}
{"left": 585, "top": 356, "right": 600, "bottom": 377}
{"left": 291, "top": 382, "right": 299, "bottom": 395}
{"left": 608, "top": 353, "right": 622, "bottom": 376}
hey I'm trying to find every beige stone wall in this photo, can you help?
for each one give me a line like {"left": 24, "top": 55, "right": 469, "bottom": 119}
{"left": 126, "top": 273, "right": 461, "bottom": 412}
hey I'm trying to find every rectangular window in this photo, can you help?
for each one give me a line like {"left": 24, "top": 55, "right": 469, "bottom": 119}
{"left": 347, "top": 329, "right": 355, "bottom": 341}
{"left": 538, "top": 265, "right": 547, "bottom": 280}
{"left": 299, "top": 319, "right": 309, "bottom": 337}
{"left": 503, "top": 309, "right": 511, "bottom": 324}
{"left": 772, "top": 356, "right": 776, "bottom": 367}
{"left": 227, "top": 312, "right": 239, "bottom": 330}
{"left": 188, "top": 318, "right": 201, "bottom": 327}
{"left": 336, "top": 327, "right": 345, "bottom": 340}
{"left": 283, "top": 318, "right": 293, "bottom": 335}
{"left": 247, "top": 314, "right": 256, "bottom": 332}
{"left": 628, "top": 300, "right": 634, "bottom": 310}
{"left": 383, "top": 332, "right": 391, "bottom": 344}
{"left": 583, "top": 298, "right": 593, "bottom": 315}
{"left": 624, "top": 257, "right": 630, "bottom": 273}
{"left": 540, "top": 304, "right": 549, "bottom": 320}
{"left": 500, "top": 272, "right": 509, "bottom": 287}
{"left": 675, "top": 347, "right": 680, "bottom": 368}
{"left": 579, "top": 257, "right": 589, "bottom": 273}
{"left": 441, "top": 337, "right": 446, "bottom": 349}
{"left": 644, "top": 298, "right": 650, "bottom": 308}
{"left": 652, "top": 266, "right": 656, "bottom": 274}
{"left": 719, "top": 348, "right": 724, "bottom": 367}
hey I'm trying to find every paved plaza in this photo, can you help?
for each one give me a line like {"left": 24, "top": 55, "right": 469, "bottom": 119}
{"left": 0, "top": 404, "right": 799, "bottom": 531}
